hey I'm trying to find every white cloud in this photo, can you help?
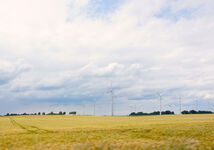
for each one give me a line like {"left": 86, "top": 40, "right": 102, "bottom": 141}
{"left": 0, "top": 0, "right": 214, "bottom": 115}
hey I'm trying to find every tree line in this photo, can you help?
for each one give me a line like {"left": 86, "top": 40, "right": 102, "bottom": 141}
{"left": 129, "top": 110, "right": 174, "bottom": 116}
{"left": 129, "top": 110, "right": 214, "bottom": 116}
{"left": 5, "top": 111, "right": 76, "bottom": 116}
{"left": 181, "top": 110, "right": 213, "bottom": 114}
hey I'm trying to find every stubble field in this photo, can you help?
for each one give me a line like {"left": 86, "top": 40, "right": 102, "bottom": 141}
{"left": 0, "top": 114, "right": 214, "bottom": 150}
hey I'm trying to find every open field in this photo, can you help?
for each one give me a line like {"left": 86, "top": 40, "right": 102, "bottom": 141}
{"left": 0, "top": 115, "right": 214, "bottom": 150}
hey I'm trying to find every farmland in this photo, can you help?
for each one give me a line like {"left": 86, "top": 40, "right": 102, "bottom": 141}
{"left": 0, "top": 115, "right": 214, "bottom": 150}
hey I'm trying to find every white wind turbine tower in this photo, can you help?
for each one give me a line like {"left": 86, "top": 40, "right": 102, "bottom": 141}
{"left": 89, "top": 94, "right": 96, "bottom": 116}
{"left": 196, "top": 98, "right": 199, "bottom": 111}
{"left": 157, "top": 92, "right": 163, "bottom": 115}
{"left": 107, "top": 82, "right": 115, "bottom": 116}
{"left": 93, "top": 99, "right": 96, "bottom": 116}
{"left": 129, "top": 105, "right": 134, "bottom": 113}
{"left": 138, "top": 104, "right": 144, "bottom": 112}
{"left": 82, "top": 103, "right": 86, "bottom": 115}
{"left": 129, "top": 104, "right": 137, "bottom": 112}
{"left": 179, "top": 96, "right": 182, "bottom": 114}
{"left": 207, "top": 100, "right": 211, "bottom": 112}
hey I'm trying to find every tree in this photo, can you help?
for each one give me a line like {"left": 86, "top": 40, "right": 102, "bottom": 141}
{"left": 42, "top": 112, "right": 46, "bottom": 115}
{"left": 129, "top": 112, "right": 136, "bottom": 116}
{"left": 182, "top": 110, "right": 189, "bottom": 114}
{"left": 163, "top": 110, "right": 174, "bottom": 115}
{"left": 69, "top": 111, "right": 77, "bottom": 115}
{"left": 190, "top": 110, "right": 197, "bottom": 114}
{"left": 59, "top": 111, "right": 63, "bottom": 115}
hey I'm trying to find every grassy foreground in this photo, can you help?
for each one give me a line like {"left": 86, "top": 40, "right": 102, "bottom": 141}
{"left": 0, "top": 115, "right": 214, "bottom": 150}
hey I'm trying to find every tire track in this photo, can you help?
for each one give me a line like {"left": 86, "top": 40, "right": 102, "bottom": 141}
{"left": 10, "top": 117, "right": 52, "bottom": 134}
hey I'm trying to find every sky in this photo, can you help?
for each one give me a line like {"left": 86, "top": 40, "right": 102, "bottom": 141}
{"left": 0, "top": 0, "right": 214, "bottom": 115}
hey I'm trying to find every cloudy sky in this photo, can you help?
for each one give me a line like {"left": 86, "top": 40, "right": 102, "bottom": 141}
{"left": 0, "top": 0, "right": 214, "bottom": 115}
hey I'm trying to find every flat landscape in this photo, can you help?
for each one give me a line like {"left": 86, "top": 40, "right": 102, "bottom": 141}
{"left": 0, "top": 114, "right": 214, "bottom": 150}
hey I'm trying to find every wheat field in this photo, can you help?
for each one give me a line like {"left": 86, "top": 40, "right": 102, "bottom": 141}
{"left": 0, "top": 114, "right": 214, "bottom": 150}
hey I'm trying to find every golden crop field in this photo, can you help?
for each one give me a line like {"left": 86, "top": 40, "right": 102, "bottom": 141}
{"left": 0, "top": 114, "right": 214, "bottom": 150}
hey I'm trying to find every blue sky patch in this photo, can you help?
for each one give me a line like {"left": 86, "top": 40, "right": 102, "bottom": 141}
{"left": 155, "top": 7, "right": 194, "bottom": 21}
{"left": 88, "top": 0, "right": 123, "bottom": 17}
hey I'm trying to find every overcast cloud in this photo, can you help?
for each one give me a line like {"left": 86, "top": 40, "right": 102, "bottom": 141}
{"left": 0, "top": 0, "right": 214, "bottom": 115}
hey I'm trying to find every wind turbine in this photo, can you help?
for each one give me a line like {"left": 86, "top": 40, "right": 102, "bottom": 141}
{"left": 208, "top": 100, "right": 210, "bottom": 112}
{"left": 129, "top": 104, "right": 137, "bottom": 112}
{"left": 89, "top": 94, "right": 96, "bottom": 116}
{"left": 196, "top": 98, "right": 199, "bottom": 111}
{"left": 107, "top": 82, "right": 115, "bottom": 116}
{"left": 93, "top": 99, "right": 96, "bottom": 116}
{"left": 49, "top": 104, "right": 61, "bottom": 113}
{"left": 167, "top": 104, "right": 172, "bottom": 111}
{"left": 138, "top": 104, "right": 144, "bottom": 112}
{"left": 82, "top": 103, "right": 86, "bottom": 115}
{"left": 179, "top": 96, "right": 182, "bottom": 114}
{"left": 157, "top": 92, "right": 163, "bottom": 115}
{"left": 129, "top": 105, "right": 134, "bottom": 113}
{"left": 134, "top": 104, "right": 137, "bottom": 112}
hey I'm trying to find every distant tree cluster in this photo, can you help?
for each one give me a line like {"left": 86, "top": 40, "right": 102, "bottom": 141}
{"left": 5, "top": 111, "right": 77, "bottom": 116}
{"left": 5, "top": 113, "right": 40, "bottom": 116}
{"left": 129, "top": 110, "right": 174, "bottom": 116}
{"left": 181, "top": 110, "right": 213, "bottom": 114}
{"left": 46, "top": 111, "right": 66, "bottom": 115}
{"left": 69, "top": 111, "right": 77, "bottom": 115}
